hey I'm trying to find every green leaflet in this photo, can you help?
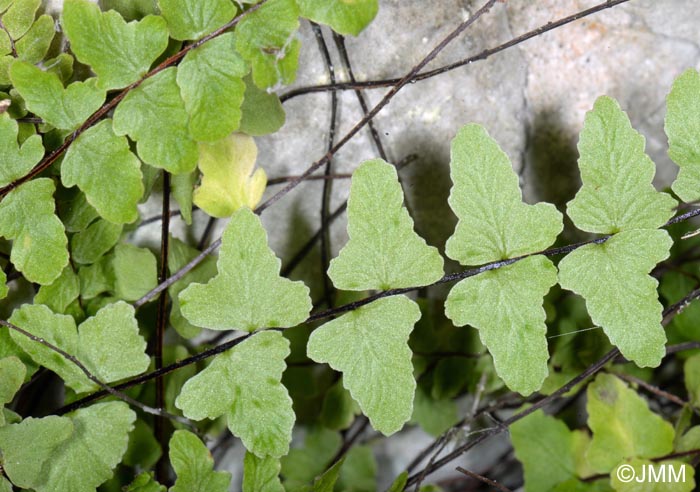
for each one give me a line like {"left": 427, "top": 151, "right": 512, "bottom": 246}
{"left": 0, "top": 356, "right": 25, "bottom": 426}
{"left": 329, "top": 159, "right": 443, "bottom": 290}
{"left": 172, "top": 171, "right": 196, "bottom": 225}
{"left": 176, "top": 33, "right": 248, "bottom": 141}
{"left": 158, "top": 0, "right": 235, "bottom": 41}
{"left": 411, "top": 387, "right": 458, "bottom": 437}
{"left": 0, "top": 178, "right": 69, "bottom": 285}
{"left": 113, "top": 67, "right": 198, "bottom": 174}
{"left": 10, "top": 61, "right": 105, "bottom": 131}
{"left": 107, "top": 243, "right": 158, "bottom": 302}
{"left": 60, "top": 190, "right": 99, "bottom": 233}
{"left": 666, "top": 68, "right": 700, "bottom": 203}
{"left": 610, "top": 459, "right": 694, "bottom": 491}
{"left": 168, "top": 237, "right": 217, "bottom": 338}
{"left": 312, "top": 458, "right": 344, "bottom": 492}
{"left": 239, "top": 75, "right": 285, "bottom": 136}
{"left": 387, "top": 473, "right": 409, "bottom": 492}
{"left": 61, "top": 0, "right": 169, "bottom": 90}
{"left": 34, "top": 265, "right": 80, "bottom": 313}
{"left": 586, "top": 373, "right": 675, "bottom": 473}
{"left": 0, "top": 415, "right": 74, "bottom": 488}
{"left": 170, "top": 430, "right": 232, "bottom": 492}
{"left": 243, "top": 452, "right": 284, "bottom": 492}
{"left": 100, "top": 0, "right": 158, "bottom": 22}
{"left": 70, "top": 218, "right": 123, "bottom": 264}
{"left": 446, "top": 256, "right": 556, "bottom": 395}
{"left": 179, "top": 207, "right": 310, "bottom": 331}
{"left": 511, "top": 410, "right": 590, "bottom": 492}
{"left": 176, "top": 331, "right": 295, "bottom": 458}
{"left": 559, "top": 230, "right": 671, "bottom": 367}
{"left": 193, "top": 133, "right": 267, "bottom": 218}
{"left": 0, "top": 268, "right": 6, "bottom": 300}
{"left": 124, "top": 473, "right": 166, "bottom": 492}
{"left": 560, "top": 96, "right": 676, "bottom": 368}
{"left": 8, "top": 302, "right": 150, "bottom": 393}
{"left": 0, "top": 1, "right": 54, "bottom": 86}
{"left": 297, "top": 0, "right": 378, "bottom": 36}
{"left": 336, "top": 446, "right": 377, "bottom": 492}
{"left": 320, "top": 379, "right": 361, "bottom": 431}
{"left": 62, "top": 119, "right": 144, "bottom": 225}
{"left": 446, "top": 124, "right": 562, "bottom": 264}
{"left": 235, "top": 0, "right": 301, "bottom": 89}
{"left": 280, "top": 428, "right": 341, "bottom": 489}
{"left": 444, "top": 125, "right": 561, "bottom": 394}
{"left": 567, "top": 96, "right": 676, "bottom": 233}
{"left": 307, "top": 296, "right": 420, "bottom": 435}
{"left": 0, "top": 402, "right": 135, "bottom": 492}
{"left": 0, "top": 112, "right": 43, "bottom": 188}
{"left": 684, "top": 354, "right": 700, "bottom": 407}
{"left": 0, "top": 0, "right": 41, "bottom": 42}
{"left": 123, "top": 420, "right": 161, "bottom": 470}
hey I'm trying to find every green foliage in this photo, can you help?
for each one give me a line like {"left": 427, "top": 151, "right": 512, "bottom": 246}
{"left": 0, "top": 402, "right": 135, "bottom": 491}
{"left": 586, "top": 373, "right": 674, "bottom": 473}
{"left": 559, "top": 96, "right": 675, "bottom": 368}
{"left": 113, "top": 67, "right": 198, "bottom": 174}
{"left": 34, "top": 265, "right": 79, "bottom": 313}
{"left": 1, "top": 3, "right": 699, "bottom": 490}
{"left": 0, "top": 178, "right": 68, "bottom": 284}
{"left": 445, "top": 124, "right": 561, "bottom": 395}
{"left": 559, "top": 231, "right": 671, "bottom": 367}
{"left": 0, "top": 356, "right": 24, "bottom": 426}
{"left": 239, "top": 76, "right": 286, "bottom": 136}
{"left": 0, "top": 113, "right": 43, "bottom": 188}
{"left": 108, "top": 243, "right": 158, "bottom": 301}
{"left": 308, "top": 296, "right": 420, "bottom": 435}
{"left": 193, "top": 133, "right": 267, "bottom": 218}
{"left": 169, "top": 430, "right": 232, "bottom": 492}
{"left": 666, "top": 68, "right": 700, "bottom": 203}
{"left": 0, "top": 0, "right": 54, "bottom": 85}
{"left": 235, "top": 0, "right": 301, "bottom": 88}
{"left": 167, "top": 236, "right": 217, "bottom": 338}
{"left": 10, "top": 61, "right": 105, "bottom": 131}
{"left": 62, "top": 0, "right": 168, "bottom": 90}
{"left": 176, "top": 331, "right": 295, "bottom": 458}
{"left": 243, "top": 452, "right": 284, "bottom": 492}
{"left": 158, "top": 0, "right": 235, "bottom": 41}
{"left": 297, "top": 0, "right": 379, "bottom": 36}
{"left": 62, "top": 120, "right": 144, "bottom": 224}
{"left": 70, "top": 218, "right": 122, "bottom": 264}
{"left": 445, "top": 124, "right": 563, "bottom": 264}
{"left": 179, "top": 207, "right": 311, "bottom": 331}
{"left": 177, "top": 33, "right": 248, "bottom": 141}
{"left": 566, "top": 96, "right": 676, "bottom": 234}
{"left": 9, "top": 302, "right": 149, "bottom": 392}
{"left": 511, "top": 410, "right": 589, "bottom": 492}
{"left": 328, "top": 159, "right": 443, "bottom": 290}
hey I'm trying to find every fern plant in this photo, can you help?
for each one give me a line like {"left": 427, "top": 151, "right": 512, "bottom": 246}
{"left": 0, "top": 0, "right": 700, "bottom": 491}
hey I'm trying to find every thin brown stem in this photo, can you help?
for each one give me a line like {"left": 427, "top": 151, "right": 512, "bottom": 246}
{"left": 332, "top": 32, "right": 388, "bottom": 161}
{"left": 154, "top": 171, "right": 171, "bottom": 483}
{"left": 456, "top": 466, "right": 512, "bottom": 492}
{"left": 311, "top": 21, "right": 339, "bottom": 309}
